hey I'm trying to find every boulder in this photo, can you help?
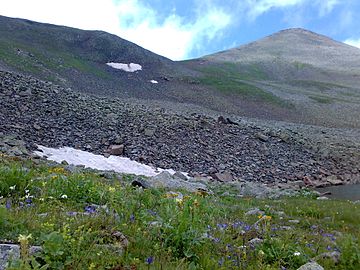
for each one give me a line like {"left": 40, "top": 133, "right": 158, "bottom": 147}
{"left": 0, "top": 244, "right": 19, "bottom": 270}
{"left": 297, "top": 262, "right": 324, "bottom": 270}
{"left": 107, "top": 144, "right": 124, "bottom": 156}
{"left": 213, "top": 172, "right": 233, "bottom": 182}
{"left": 326, "top": 175, "right": 343, "bottom": 186}
{"left": 146, "top": 171, "right": 208, "bottom": 192}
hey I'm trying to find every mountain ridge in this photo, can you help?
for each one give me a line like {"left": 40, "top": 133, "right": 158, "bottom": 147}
{"left": 1, "top": 15, "right": 360, "bottom": 128}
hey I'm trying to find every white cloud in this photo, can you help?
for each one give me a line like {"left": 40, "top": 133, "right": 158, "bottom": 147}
{"left": 114, "top": 0, "right": 231, "bottom": 60}
{"left": 344, "top": 38, "right": 360, "bottom": 49}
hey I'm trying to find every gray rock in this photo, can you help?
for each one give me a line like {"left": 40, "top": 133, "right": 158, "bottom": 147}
{"left": 107, "top": 144, "right": 124, "bottom": 156}
{"left": 326, "top": 175, "right": 343, "bottom": 185}
{"left": 0, "top": 244, "right": 20, "bottom": 270}
{"left": 213, "top": 171, "right": 233, "bottom": 182}
{"left": 288, "top": 219, "right": 300, "bottom": 224}
{"left": 297, "top": 262, "right": 324, "bottom": 270}
{"left": 245, "top": 208, "right": 264, "bottom": 216}
{"left": 147, "top": 171, "right": 208, "bottom": 192}
{"left": 144, "top": 128, "right": 156, "bottom": 136}
{"left": 248, "top": 238, "right": 263, "bottom": 247}
{"left": 173, "top": 171, "right": 188, "bottom": 181}
{"left": 313, "top": 251, "right": 341, "bottom": 264}
{"left": 317, "top": 196, "right": 329, "bottom": 200}
{"left": 256, "top": 133, "right": 269, "bottom": 142}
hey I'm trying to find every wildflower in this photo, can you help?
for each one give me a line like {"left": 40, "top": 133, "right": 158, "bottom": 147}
{"left": 258, "top": 250, "right": 265, "bottom": 257}
{"left": 84, "top": 205, "right": 97, "bottom": 214}
{"left": 18, "top": 234, "right": 32, "bottom": 259}
{"left": 9, "top": 185, "right": 16, "bottom": 191}
{"left": 193, "top": 199, "right": 200, "bottom": 207}
{"left": 108, "top": 187, "right": 116, "bottom": 192}
{"left": 218, "top": 257, "right": 225, "bottom": 266}
{"left": 145, "top": 256, "right": 154, "bottom": 264}
{"left": 60, "top": 194, "right": 68, "bottom": 199}
{"left": 5, "top": 199, "right": 11, "bottom": 209}
{"left": 130, "top": 214, "right": 135, "bottom": 222}
{"left": 293, "top": 251, "right": 301, "bottom": 256}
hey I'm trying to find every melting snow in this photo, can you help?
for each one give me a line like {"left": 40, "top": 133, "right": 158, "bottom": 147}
{"left": 106, "top": 62, "right": 142, "bottom": 72}
{"left": 34, "top": 145, "right": 182, "bottom": 177}
{"left": 150, "top": 80, "right": 158, "bottom": 84}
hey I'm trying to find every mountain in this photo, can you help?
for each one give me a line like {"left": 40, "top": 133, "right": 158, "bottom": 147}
{"left": 185, "top": 28, "right": 360, "bottom": 128}
{"left": 1, "top": 15, "right": 360, "bottom": 128}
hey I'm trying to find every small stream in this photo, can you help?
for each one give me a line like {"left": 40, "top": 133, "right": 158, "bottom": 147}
{"left": 316, "top": 184, "right": 360, "bottom": 201}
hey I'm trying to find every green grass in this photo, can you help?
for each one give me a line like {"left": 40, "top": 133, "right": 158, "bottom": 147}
{"left": 0, "top": 155, "right": 359, "bottom": 269}
{"left": 195, "top": 62, "right": 288, "bottom": 107}
{"left": 288, "top": 80, "right": 348, "bottom": 92}
{"left": 309, "top": 95, "right": 335, "bottom": 104}
{"left": 0, "top": 38, "right": 110, "bottom": 80}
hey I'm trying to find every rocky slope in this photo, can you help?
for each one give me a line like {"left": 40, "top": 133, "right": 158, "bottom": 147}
{"left": 1, "top": 71, "right": 359, "bottom": 187}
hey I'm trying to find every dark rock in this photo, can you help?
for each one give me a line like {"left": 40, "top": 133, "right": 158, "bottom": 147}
{"left": 131, "top": 178, "right": 151, "bottom": 189}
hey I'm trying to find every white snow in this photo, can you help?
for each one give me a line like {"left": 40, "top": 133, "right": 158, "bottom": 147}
{"left": 106, "top": 62, "right": 142, "bottom": 72}
{"left": 34, "top": 145, "right": 187, "bottom": 177}
{"left": 150, "top": 80, "right": 158, "bottom": 84}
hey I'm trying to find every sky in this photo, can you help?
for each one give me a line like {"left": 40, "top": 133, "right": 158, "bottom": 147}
{"left": 1, "top": 0, "right": 360, "bottom": 60}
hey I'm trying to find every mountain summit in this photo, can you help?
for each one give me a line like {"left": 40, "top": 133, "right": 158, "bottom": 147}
{"left": 205, "top": 28, "right": 360, "bottom": 73}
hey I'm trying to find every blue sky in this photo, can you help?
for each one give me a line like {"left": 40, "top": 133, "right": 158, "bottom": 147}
{"left": 1, "top": 0, "right": 360, "bottom": 60}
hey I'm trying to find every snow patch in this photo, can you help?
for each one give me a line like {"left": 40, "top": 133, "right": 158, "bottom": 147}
{"left": 106, "top": 62, "right": 142, "bottom": 72}
{"left": 150, "top": 80, "right": 158, "bottom": 84}
{"left": 34, "top": 145, "right": 187, "bottom": 178}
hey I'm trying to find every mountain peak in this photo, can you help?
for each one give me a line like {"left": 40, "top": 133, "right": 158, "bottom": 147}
{"left": 203, "top": 28, "right": 360, "bottom": 72}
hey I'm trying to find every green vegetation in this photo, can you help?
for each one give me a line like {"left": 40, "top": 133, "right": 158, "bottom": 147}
{"left": 0, "top": 38, "right": 110, "bottom": 80}
{"left": 288, "top": 80, "right": 348, "bottom": 92}
{"left": 309, "top": 95, "right": 335, "bottom": 104}
{"left": 292, "top": 61, "right": 313, "bottom": 70}
{"left": 194, "top": 62, "right": 288, "bottom": 106}
{"left": 1, "top": 155, "right": 359, "bottom": 269}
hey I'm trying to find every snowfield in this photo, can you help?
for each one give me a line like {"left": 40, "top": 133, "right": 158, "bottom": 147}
{"left": 106, "top": 62, "right": 142, "bottom": 72}
{"left": 34, "top": 145, "right": 183, "bottom": 177}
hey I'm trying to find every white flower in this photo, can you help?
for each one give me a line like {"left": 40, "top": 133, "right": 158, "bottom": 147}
{"left": 9, "top": 185, "right": 16, "bottom": 190}
{"left": 60, "top": 194, "right": 68, "bottom": 199}
{"left": 294, "top": 251, "right": 301, "bottom": 256}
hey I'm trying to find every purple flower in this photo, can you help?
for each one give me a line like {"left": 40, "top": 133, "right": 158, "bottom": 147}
{"left": 213, "top": 237, "right": 220, "bottom": 243}
{"left": 243, "top": 225, "right": 252, "bottom": 231}
{"left": 5, "top": 199, "right": 11, "bottom": 209}
{"left": 147, "top": 209, "right": 157, "bottom": 216}
{"left": 217, "top": 223, "right": 228, "bottom": 230}
{"left": 145, "top": 256, "right": 154, "bottom": 264}
{"left": 84, "top": 205, "right": 97, "bottom": 214}
{"left": 218, "top": 257, "right": 225, "bottom": 266}
{"left": 130, "top": 214, "right": 135, "bottom": 222}
{"left": 326, "top": 245, "right": 332, "bottom": 251}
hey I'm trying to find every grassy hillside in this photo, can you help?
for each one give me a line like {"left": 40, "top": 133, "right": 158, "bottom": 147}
{"left": 1, "top": 155, "right": 359, "bottom": 269}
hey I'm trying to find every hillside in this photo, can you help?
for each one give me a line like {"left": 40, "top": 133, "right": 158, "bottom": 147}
{"left": 185, "top": 28, "right": 360, "bottom": 128}
{"left": 4, "top": 16, "right": 360, "bottom": 127}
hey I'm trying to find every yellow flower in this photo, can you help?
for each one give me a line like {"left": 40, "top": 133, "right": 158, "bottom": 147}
{"left": 193, "top": 199, "right": 200, "bottom": 208}
{"left": 18, "top": 234, "right": 32, "bottom": 243}
{"left": 108, "top": 187, "right": 116, "bottom": 192}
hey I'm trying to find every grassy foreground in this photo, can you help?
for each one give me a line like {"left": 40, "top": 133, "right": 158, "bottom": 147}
{"left": 0, "top": 155, "right": 359, "bottom": 269}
